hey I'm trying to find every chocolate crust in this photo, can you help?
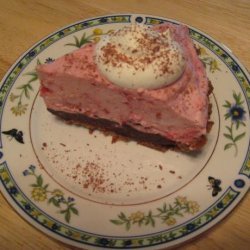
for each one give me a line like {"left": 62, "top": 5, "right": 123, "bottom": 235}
{"left": 48, "top": 108, "right": 208, "bottom": 152}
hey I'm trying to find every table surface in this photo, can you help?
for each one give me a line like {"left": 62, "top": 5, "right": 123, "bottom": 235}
{"left": 0, "top": 0, "right": 249, "bottom": 249}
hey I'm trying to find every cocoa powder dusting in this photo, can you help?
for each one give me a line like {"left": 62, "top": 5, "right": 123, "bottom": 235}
{"left": 97, "top": 26, "right": 179, "bottom": 79}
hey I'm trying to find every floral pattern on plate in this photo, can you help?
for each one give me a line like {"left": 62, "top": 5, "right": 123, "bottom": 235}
{"left": 0, "top": 162, "right": 241, "bottom": 248}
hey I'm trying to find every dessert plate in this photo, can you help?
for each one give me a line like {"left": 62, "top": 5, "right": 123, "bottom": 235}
{"left": 0, "top": 14, "right": 249, "bottom": 250}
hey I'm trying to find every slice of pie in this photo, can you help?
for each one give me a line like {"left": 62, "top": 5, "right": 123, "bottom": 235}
{"left": 37, "top": 23, "right": 212, "bottom": 151}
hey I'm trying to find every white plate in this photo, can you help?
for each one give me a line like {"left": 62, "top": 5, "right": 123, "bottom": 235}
{"left": 0, "top": 14, "right": 249, "bottom": 250}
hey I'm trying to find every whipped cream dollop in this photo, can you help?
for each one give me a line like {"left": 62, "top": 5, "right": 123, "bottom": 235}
{"left": 95, "top": 24, "right": 186, "bottom": 89}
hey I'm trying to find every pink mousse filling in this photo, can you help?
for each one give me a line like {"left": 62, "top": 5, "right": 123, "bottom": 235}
{"left": 37, "top": 23, "right": 209, "bottom": 146}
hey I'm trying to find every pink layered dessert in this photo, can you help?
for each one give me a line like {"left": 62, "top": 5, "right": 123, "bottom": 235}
{"left": 37, "top": 23, "right": 212, "bottom": 151}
